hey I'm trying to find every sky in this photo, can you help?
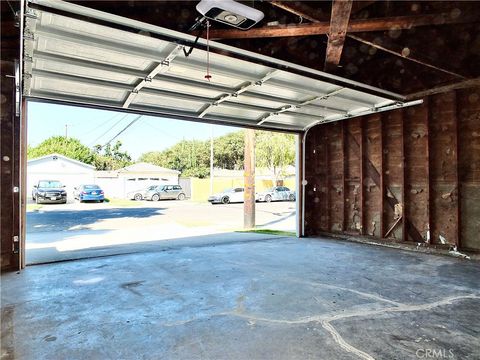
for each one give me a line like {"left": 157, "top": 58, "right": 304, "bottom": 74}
{"left": 27, "top": 102, "right": 239, "bottom": 160}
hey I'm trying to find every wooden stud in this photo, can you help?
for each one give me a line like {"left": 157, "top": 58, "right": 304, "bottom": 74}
{"left": 346, "top": 125, "right": 425, "bottom": 243}
{"left": 342, "top": 121, "right": 347, "bottom": 232}
{"left": 359, "top": 118, "right": 365, "bottom": 235}
{"left": 325, "top": 127, "right": 331, "bottom": 231}
{"left": 453, "top": 91, "right": 461, "bottom": 248}
{"left": 425, "top": 97, "right": 432, "bottom": 244}
{"left": 379, "top": 114, "right": 385, "bottom": 238}
{"left": 401, "top": 110, "right": 407, "bottom": 242}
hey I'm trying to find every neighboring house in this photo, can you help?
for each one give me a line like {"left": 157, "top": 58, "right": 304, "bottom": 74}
{"left": 94, "top": 162, "right": 180, "bottom": 198}
{"left": 28, "top": 156, "right": 181, "bottom": 200}
{"left": 27, "top": 154, "right": 95, "bottom": 199}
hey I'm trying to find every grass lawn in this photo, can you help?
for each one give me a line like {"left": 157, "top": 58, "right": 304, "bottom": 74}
{"left": 238, "top": 229, "right": 296, "bottom": 237}
{"left": 26, "top": 204, "right": 43, "bottom": 212}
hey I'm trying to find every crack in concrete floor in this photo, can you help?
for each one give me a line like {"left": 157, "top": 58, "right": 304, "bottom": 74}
{"left": 156, "top": 293, "right": 480, "bottom": 360}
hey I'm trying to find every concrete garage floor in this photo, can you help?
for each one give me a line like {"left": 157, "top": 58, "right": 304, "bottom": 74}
{"left": 2, "top": 234, "right": 479, "bottom": 360}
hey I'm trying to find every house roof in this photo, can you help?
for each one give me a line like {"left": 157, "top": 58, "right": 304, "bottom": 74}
{"left": 27, "top": 153, "right": 95, "bottom": 170}
{"left": 118, "top": 162, "right": 180, "bottom": 174}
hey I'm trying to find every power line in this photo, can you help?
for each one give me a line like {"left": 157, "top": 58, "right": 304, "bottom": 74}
{"left": 143, "top": 120, "right": 181, "bottom": 142}
{"left": 101, "top": 115, "right": 142, "bottom": 149}
{"left": 89, "top": 113, "right": 129, "bottom": 146}
{"left": 82, "top": 112, "right": 122, "bottom": 138}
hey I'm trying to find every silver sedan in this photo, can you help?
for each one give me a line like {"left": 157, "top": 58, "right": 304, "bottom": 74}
{"left": 256, "top": 186, "right": 295, "bottom": 203}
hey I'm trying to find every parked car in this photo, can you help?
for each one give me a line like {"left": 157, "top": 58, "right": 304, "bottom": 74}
{"left": 144, "top": 184, "right": 186, "bottom": 201}
{"left": 127, "top": 185, "right": 158, "bottom": 201}
{"left": 74, "top": 184, "right": 105, "bottom": 203}
{"left": 32, "top": 180, "right": 67, "bottom": 204}
{"left": 256, "top": 186, "right": 295, "bottom": 202}
{"left": 208, "top": 187, "right": 245, "bottom": 204}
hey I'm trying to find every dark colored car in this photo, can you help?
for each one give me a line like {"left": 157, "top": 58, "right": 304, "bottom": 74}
{"left": 74, "top": 184, "right": 105, "bottom": 203}
{"left": 32, "top": 180, "right": 67, "bottom": 204}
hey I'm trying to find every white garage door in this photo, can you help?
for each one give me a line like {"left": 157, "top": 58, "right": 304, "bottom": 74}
{"left": 23, "top": 0, "right": 421, "bottom": 133}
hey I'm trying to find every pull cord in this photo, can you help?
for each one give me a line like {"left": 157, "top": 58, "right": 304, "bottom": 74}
{"left": 204, "top": 20, "right": 212, "bottom": 81}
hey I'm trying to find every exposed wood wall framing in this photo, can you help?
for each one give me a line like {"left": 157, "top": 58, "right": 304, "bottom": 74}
{"left": 305, "top": 87, "right": 480, "bottom": 251}
{"left": 1, "top": 1, "right": 22, "bottom": 271}
{"left": 1, "top": 61, "right": 20, "bottom": 271}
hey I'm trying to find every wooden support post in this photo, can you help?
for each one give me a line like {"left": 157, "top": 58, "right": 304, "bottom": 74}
{"left": 426, "top": 97, "right": 432, "bottom": 244}
{"left": 244, "top": 129, "right": 255, "bottom": 229}
{"left": 342, "top": 121, "right": 347, "bottom": 232}
{"left": 400, "top": 110, "right": 407, "bottom": 242}
{"left": 453, "top": 91, "right": 461, "bottom": 248}
{"left": 324, "top": 0, "right": 353, "bottom": 72}
{"left": 379, "top": 115, "right": 385, "bottom": 238}
{"left": 359, "top": 119, "right": 365, "bottom": 235}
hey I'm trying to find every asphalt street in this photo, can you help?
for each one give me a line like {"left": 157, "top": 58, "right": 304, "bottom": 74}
{"left": 26, "top": 199, "right": 296, "bottom": 264}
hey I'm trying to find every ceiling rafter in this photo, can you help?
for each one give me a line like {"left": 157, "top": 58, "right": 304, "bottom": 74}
{"left": 324, "top": 0, "right": 353, "bottom": 72}
{"left": 207, "top": 12, "right": 480, "bottom": 40}
{"left": 347, "top": 34, "right": 466, "bottom": 79}
{"left": 269, "top": 1, "right": 377, "bottom": 23}
{"left": 406, "top": 77, "right": 480, "bottom": 100}
{"left": 269, "top": 1, "right": 322, "bottom": 23}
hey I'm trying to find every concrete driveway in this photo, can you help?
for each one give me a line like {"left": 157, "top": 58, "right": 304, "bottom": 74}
{"left": 26, "top": 199, "right": 296, "bottom": 264}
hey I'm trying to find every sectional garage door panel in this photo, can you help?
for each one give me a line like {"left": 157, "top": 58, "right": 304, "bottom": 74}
{"left": 24, "top": 1, "right": 421, "bottom": 132}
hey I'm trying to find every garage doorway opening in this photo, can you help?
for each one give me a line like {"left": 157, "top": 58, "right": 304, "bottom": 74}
{"left": 25, "top": 102, "right": 298, "bottom": 265}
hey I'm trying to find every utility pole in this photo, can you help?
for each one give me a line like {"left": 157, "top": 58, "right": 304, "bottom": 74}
{"left": 64, "top": 124, "right": 68, "bottom": 152}
{"left": 210, "top": 125, "right": 214, "bottom": 195}
{"left": 244, "top": 129, "right": 255, "bottom": 229}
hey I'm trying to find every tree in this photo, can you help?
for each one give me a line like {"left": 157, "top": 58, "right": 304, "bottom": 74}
{"left": 28, "top": 136, "right": 95, "bottom": 165}
{"left": 139, "top": 139, "right": 210, "bottom": 178}
{"left": 255, "top": 131, "right": 296, "bottom": 182}
{"left": 93, "top": 140, "right": 132, "bottom": 170}
{"left": 138, "top": 130, "right": 296, "bottom": 179}
{"left": 213, "top": 130, "right": 244, "bottom": 169}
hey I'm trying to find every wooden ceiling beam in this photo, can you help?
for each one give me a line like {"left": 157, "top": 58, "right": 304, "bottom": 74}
{"left": 269, "top": 1, "right": 376, "bottom": 22}
{"left": 351, "top": 1, "right": 377, "bottom": 15}
{"left": 269, "top": 1, "right": 323, "bottom": 23}
{"left": 348, "top": 34, "right": 467, "bottom": 79}
{"left": 324, "top": 0, "right": 353, "bottom": 72}
{"left": 406, "top": 77, "right": 480, "bottom": 100}
{"left": 207, "top": 12, "right": 480, "bottom": 39}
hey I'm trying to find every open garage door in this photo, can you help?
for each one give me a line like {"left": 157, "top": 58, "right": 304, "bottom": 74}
{"left": 16, "top": 0, "right": 424, "bottom": 267}
{"left": 23, "top": 0, "right": 421, "bottom": 133}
